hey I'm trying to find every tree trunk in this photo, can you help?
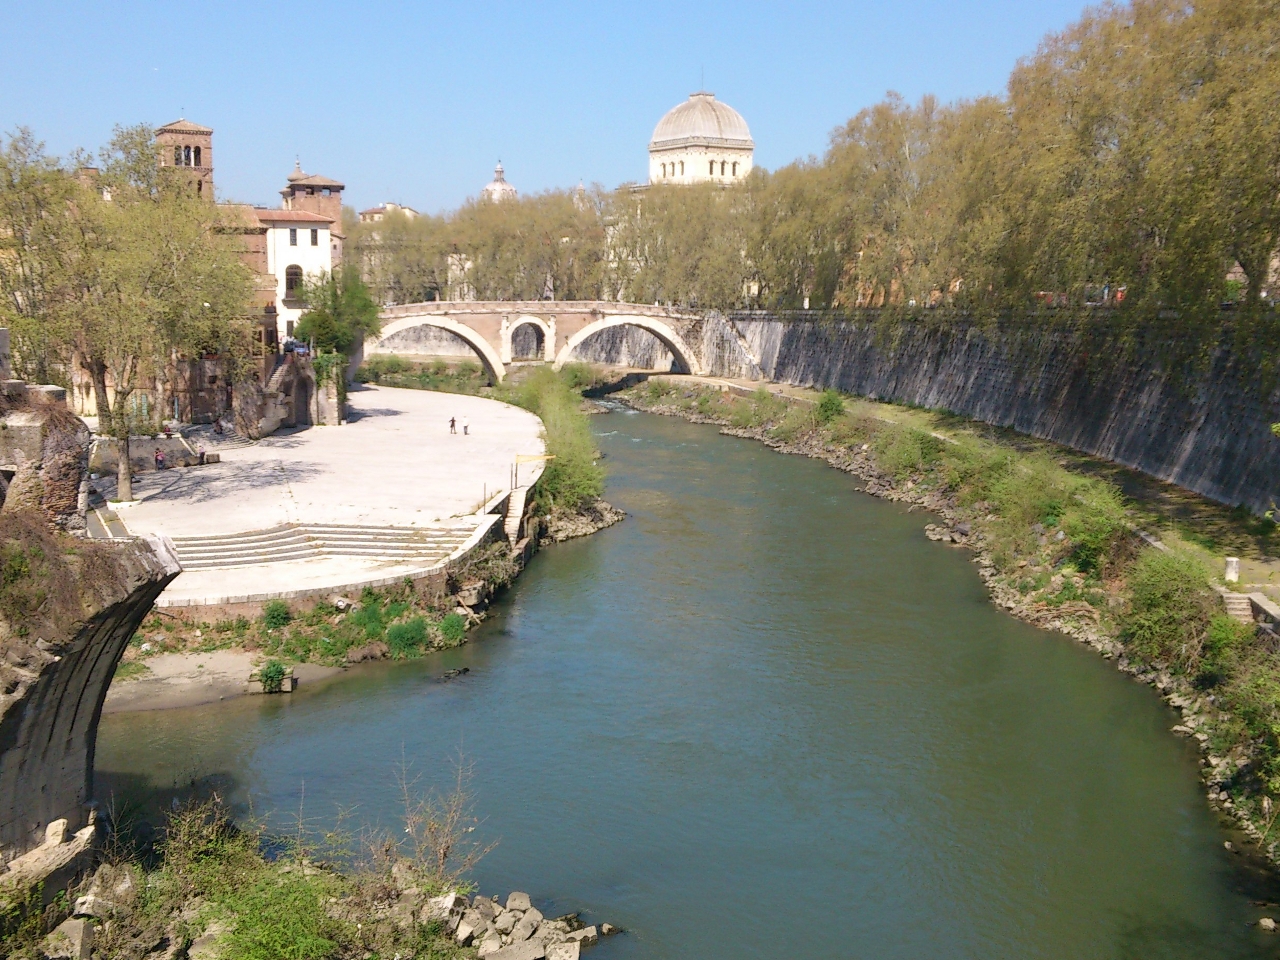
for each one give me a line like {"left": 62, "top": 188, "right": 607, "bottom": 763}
{"left": 116, "top": 432, "right": 132, "bottom": 502}
{"left": 88, "top": 358, "right": 112, "bottom": 433}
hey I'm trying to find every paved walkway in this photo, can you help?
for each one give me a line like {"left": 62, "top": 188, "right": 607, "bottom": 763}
{"left": 102, "top": 386, "right": 546, "bottom": 605}
{"left": 116, "top": 386, "right": 544, "bottom": 535}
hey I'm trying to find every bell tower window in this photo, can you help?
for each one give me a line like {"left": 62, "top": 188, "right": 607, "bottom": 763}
{"left": 173, "top": 146, "right": 182, "bottom": 166}
{"left": 194, "top": 146, "right": 202, "bottom": 167}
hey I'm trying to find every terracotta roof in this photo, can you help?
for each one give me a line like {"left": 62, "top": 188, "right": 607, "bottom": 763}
{"left": 158, "top": 118, "right": 213, "bottom": 135}
{"left": 253, "top": 208, "right": 334, "bottom": 224}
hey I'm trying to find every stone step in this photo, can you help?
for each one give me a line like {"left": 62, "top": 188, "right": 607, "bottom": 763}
{"left": 1223, "top": 593, "right": 1255, "bottom": 624}
{"left": 172, "top": 524, "right": 471, "bottom": 548}
{"left": 170, "top": 521, "right": 476, "bottom": 571}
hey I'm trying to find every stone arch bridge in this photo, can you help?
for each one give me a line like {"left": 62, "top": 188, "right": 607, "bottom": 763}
{"left": 367, "top": 301, "right": 721, "bottom": 382}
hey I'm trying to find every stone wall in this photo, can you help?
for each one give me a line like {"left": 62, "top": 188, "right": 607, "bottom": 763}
{"left": 0, "top": 522, "right": 180, "bottom": 861}
{"left": 723, "top": 314, "right": 1280, "bottom": 514}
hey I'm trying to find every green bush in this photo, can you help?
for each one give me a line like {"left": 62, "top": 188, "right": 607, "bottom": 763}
{"left": 501, "top": 367, "right": 604, "bottom": 513}
{"left": 1121, "top": 550, "right": 1215, "bottom": 668}
{"left": 816, "top": 390, "right": 845, "bottom": 423}
{"left": 1198, "top": 614, "right": 1252, "bottom": 687}
{"left": 439, "top": 613, "right": 467, "bottom": 646}
{"left": 258, "top": 659, "right": 287, "bottom": 694}
{"left": 874, "top": 426, "right": 943, "bottom": 479}
{"left": 386, "top": 617, "right": 428, "bottom": 658}
{"left": 261, "top": 601, "right": 292, "bottom": 631}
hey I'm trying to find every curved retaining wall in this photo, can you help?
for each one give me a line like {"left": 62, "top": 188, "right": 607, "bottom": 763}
{"left": 725, "top": 314, "right": 1280, "bottom": 514}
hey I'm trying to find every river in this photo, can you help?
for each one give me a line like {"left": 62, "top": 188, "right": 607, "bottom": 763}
{"left": 97, "top": 406, "right": 1280, "bottom": 958}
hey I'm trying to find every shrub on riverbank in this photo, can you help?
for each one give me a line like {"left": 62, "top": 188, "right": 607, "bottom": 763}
{"left": 495, "top": 367, "right": 604, "bottom": 514}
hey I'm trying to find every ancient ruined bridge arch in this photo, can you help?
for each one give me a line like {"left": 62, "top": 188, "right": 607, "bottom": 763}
{"left": 372, "top": 314, "right": 508, "bottom": 382}
{"left": 554, "top": 315, "right": 704, "bottom": 375}
{"left": 505, "top": 315, "right": 555, "bottom": 363}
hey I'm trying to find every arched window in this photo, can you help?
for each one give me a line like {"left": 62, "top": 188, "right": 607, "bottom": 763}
{"left": 679, "top": 161, "right": 684, "bottom": 175}
{"left": 194, "top": 146, "right": 202, "bottom": 167}
{"left": 184, "top": 145, "right": 192, "bottom": 165}
{"left": 709, "top": 160, "right": 715, "bottom": 175}
{"left": 720, "top": 160, "right": 726, "bottom": 175}
{"left": 661, "top": 163, "right": 666, "bottom": 178}
{"left": 732, "top": 161, "right": 738, "bottom": 176}
{"left": 285, "top": 265, "right": 303, "bottom": 299}
{"left": 174, "top": 146, "right": 182, "bottom": 166}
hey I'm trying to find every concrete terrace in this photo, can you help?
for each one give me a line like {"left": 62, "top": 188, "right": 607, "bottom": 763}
{"left": 102, "top": 385, "right": 546, "bottom": 606}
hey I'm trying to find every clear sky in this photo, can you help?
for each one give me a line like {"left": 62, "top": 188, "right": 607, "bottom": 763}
{"left": 1, "top": 0, "right": 1088, "bottom": 214}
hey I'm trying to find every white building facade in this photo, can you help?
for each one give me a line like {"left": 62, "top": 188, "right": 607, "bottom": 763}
{"left": 258, "top": 210, "right": 333, "bottom": 342}
{"left": 648, "top": 92, "right": 754, "bottom": 185}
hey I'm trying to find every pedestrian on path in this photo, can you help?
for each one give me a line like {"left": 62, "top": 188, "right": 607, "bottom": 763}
{"left": 463, "top": 417, "right": 470, "bottom": 436}
{"left": 449, "top": 416, "right": 457, "bottom": 434}
{"left": 154, "top": 448, "right": 166, "bottom": 470}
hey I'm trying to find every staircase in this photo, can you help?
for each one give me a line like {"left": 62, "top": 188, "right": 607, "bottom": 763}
{"left": 504, "top": 487, "right": 529, "bottom": 545}
{"left": 1221, "top": 590, "right": 1256, "bottom": 625}
{"left": 170, "top": 522, "right": 477, "bottom": 571}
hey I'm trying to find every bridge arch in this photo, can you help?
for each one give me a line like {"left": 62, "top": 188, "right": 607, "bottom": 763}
{"left": 507, "top": 315, "right": 554, "bottom": 363}
{"left": 369, "top": 315, "right": 507, "bottom": 382}
{"left": 553, "top": 315, "right": 703, "bottom": 375}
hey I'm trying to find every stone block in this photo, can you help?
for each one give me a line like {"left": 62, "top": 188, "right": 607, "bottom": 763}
{"left": 486, "top": 941, "right": 546, "bottom": 960}
{"left": 511, "top": 913, "right": 541, "bottom": 942}
{"left": 546, "top": 943, "right": 580, "bottom": 960}
{"left": 423, "top": 890, "right": 466, "bottom": 923}
{"left": 44, "top": 917, "right": 94, "bottom": 960}
{"left": 566, "top": 926, "right": 597, "bottom": 945}
{"left": 495, "top": 909, "right": 518, "bottom": 933}
{"left": 506, "top": 890, "right": 532, "bottom": 912}
{"left": 477, "top": 933, "right": 504, "bottom": 957}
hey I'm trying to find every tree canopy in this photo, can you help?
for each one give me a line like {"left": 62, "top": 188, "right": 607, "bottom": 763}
{"left": 350, "top": 0, "right": 1280, "bottom": 320}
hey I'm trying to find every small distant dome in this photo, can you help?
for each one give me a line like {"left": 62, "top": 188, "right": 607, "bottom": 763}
{"left": 481, "top": 161, "right": 517, "bottom": 203}
{"left": 650, "top": 92, "right": 753, "bottom": 150}
{"left": 287, "top": 159, "right": 307, "bottom": 182}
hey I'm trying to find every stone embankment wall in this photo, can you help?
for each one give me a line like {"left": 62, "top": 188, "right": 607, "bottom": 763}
{"left": 718, "top": 314, "right": 1279, "bottom": 514}
{"left": 0, "top": 526, "right": 180, "bottom": 861}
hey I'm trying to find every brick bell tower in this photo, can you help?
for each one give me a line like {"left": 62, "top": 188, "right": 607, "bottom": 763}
{"left": 281, "top": 161, "right": 346, "bottom": 262}
{"left": 156, "top": 119, "right": 214, "bottom": 197}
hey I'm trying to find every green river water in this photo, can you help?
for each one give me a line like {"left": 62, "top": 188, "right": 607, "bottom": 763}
{"left": 97, "top": 406, "right": 1280, "bottom": 958}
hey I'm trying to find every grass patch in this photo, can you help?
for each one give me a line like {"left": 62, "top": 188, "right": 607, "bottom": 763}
{"left": 112, "top": 660, "right": 152, "bottom": 682}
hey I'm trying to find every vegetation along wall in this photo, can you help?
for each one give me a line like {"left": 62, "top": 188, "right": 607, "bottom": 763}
{"left": 721, "top": 313, "right": 1280, "bottom": 515}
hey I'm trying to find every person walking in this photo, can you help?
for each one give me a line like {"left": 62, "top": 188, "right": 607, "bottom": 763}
{"left": 462, "top": 417, "right": 470, "bottom": 436}
{"left": 449, "top": 416, "right": 457, "bottom": 434}
{"left": 154, "top": 448, "right": 166, "bottom": 470}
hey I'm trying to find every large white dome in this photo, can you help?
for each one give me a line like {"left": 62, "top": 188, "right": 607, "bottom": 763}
{"left": 650, "top": 92, "right": 753, "bottom": 149}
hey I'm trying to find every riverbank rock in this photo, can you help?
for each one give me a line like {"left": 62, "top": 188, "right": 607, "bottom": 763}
{"left": 545, "top": 500, "right": 625, "bottom": 542}
{"left": 451, "top": 891, "right": 616, "bottom": 956}
{"left": 1260, "top": 917, "right": 1276, "bottom": 932}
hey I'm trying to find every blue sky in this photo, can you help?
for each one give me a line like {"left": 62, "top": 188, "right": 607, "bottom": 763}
{"left": 2, "top": 1, "right": 1088, "bottom": 214}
